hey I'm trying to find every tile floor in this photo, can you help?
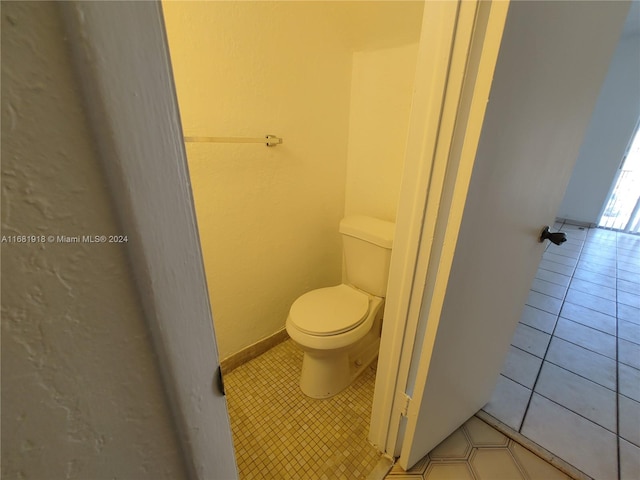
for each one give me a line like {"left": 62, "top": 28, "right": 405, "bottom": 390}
{"left": 225, "top": 336, "right": 582, "bottom": 480}
{"left": 385, "top": 415, "right": 571, "bottom": 480}
{"left": 483, "top": 223, "right": 640, "bottom": 480}
{"left": 224, "top": 339, "right": 381, "bottom": 479}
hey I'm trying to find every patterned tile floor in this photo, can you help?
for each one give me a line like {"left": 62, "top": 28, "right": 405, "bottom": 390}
{"left": 224, "top": 339, "right": 381, "bottom": 479}
{"left": 386, "top": 415, "right": 571, "bottom": 480}
{"left": 483, "top": 224, "right": 640, "bottom": 480}
{"left": 225, "top": 339, "right": 578, "bottom": 480}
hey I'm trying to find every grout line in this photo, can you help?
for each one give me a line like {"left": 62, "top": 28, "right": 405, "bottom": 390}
{"left": 533, "top": 269, "right": 572, "bottom": 287}
{"left": 550, "top": 336, "right": 618, "bottom": 361}
{"left": 529, "top": 389, "right": 618, "bottom": 436}
{"left": 615, "top": 231, "right": 621, "bottom": 480}
{"left": 540, "top": 358, "right": 617, "bottom": 394}
{"left": 553, "top": 316, "right": 617, "bottom": 339}
{"left": 561, "top": 298, "right": 616, "bottom": 320}
{"left": 518, "top": 220, "right": 587, "bottom": 433}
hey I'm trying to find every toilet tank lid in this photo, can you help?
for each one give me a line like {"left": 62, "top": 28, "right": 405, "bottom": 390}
{"left": 339, "top": 216, "right": 395, "bottom": 248}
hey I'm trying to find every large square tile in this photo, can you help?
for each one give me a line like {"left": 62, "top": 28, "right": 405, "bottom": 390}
{"left": 618, "top": 249, "right": 640, "bottom": 263}
{"left": 521, "top": 394, "right": 618, "bottom": 480}
{"left": 535, "top": 268, "right": 571, "bottom": 287}
{"left": 564, "top": 289, "right": 616, "bottom": 317}
{"left": 526, "top": 291, "right": 563, "bottom": 316}
{"left": 559, "top": 302, "right": 616, "bottom": 335}
{"left": 547, "top": 243, "right": 581, "bottom": 259}
{"left": 618, "top": 303, "right": 640, "bottom": 325}
{"left": 553, "top": 318, "right": 616, "bottom": 359}
{"left": 568, "top": 277, "right": 616, "bottom": 301}
{"left": 572, "top": 268, "right": 616, "bottom": 288}
{"left": 619, "top": 268, "right": 640, "bottom": 284}
{"left": 538, "top": 260, "right": 575, "bottom": 277}
{"left": 530, "top": 278, "right": 567, "bottom": 299}
{"left": 619, "top": 291, "right": 640, "bottom": 309}
{"left": 579, "top": 253, "right": 617, "bottom": 269}
{"left": 519, "top": 305, "right": 558, "bottom": 334}
{"left": 620, "top": 439, "right": 640, "bottom": 480}
{"left": 619, "top": 395, "right": 640, "bottom": 447}
{"left": 619, "top": 338, "right": 640, "bottom": 370}
{"left": 619, "top": 319, "right": 640, "bottom": 345}
{"left": 576, "top": 259, "right": 616, "bottom": 278}
{"left": 543, "top": 252, "right": 577, "bottom": 267}
{"left": 511, "top": 323, "right": 551, "bottom": 358}
{"left": 580, "top": 245, "right": 615, "bottom": 259}
{"left": 619, "top": 363, "right": 640, "bottom": 402}
{"left": 545, "top": 337, "right": 616, "bottom": 390}
{"left": 618, "top": 278, "right": 640, "bottom": 295}
{"left": 534, "top": 362, "right": 616, "bottom": 431}
{"left": 501, "top": 346, "right": 543, "bottom": 389}
{"left": 483, "top": 375, "right": 531, "bottom": 431}
{"left": 618, "top": 259, "right": 640, "bottom": 276}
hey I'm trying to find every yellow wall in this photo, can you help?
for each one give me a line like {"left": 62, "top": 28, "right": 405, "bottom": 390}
{"left": 163, "top": 1, "right": 422, "bottom": 359}
{"left": 345, "top": 44, "right": 420, "bottom": 221}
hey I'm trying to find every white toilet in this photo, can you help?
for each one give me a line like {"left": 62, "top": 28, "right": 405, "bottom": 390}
{"left": 286, "top": 215, "right": 394, "bottom": 399}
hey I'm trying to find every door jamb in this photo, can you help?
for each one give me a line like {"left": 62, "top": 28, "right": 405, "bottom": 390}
{"left": 60, "top": 3, "right": 238, "bottom": 479}
{"left": 369, "top": 0, "right": 510, "bottom": 462}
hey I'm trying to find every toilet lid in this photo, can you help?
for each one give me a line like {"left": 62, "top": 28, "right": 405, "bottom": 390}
{"left": 290, "top": 285, "right": 369, "bottom": 336}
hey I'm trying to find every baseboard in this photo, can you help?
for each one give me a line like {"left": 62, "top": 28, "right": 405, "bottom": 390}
{"left": 220, "top": 328, "right": 289, "bottom": 375}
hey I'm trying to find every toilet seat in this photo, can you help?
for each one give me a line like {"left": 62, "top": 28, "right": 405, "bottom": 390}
{"left": 289, "top": 284, "right": 369, "bottom": 336}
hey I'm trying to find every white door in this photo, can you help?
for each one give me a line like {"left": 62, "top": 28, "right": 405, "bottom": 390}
{"left": 380, "top": 0, "right": 630, "bottom": 470}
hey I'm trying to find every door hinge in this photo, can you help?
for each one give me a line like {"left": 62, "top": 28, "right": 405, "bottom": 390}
{"left": 399, "top": 392, "right": 412, "bottom": 417}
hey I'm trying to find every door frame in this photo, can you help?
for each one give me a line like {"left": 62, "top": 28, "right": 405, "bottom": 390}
{"left": 61, "top": 0, "right": 508, "bottom": 475}
{"left": 60, "top": 2, "right": 238, "bottom": 479}
{"left": 368, "top": 0, "right": 509, "bottom": 461}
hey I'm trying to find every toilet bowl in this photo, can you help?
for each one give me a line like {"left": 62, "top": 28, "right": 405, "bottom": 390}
{"left": 286, "top": 285, "right": 384, "bottom": 398}
{"left": 286, "top": 216, "right": 394, "bottom": 399}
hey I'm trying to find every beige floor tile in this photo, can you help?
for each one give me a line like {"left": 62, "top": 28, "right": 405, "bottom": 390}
{"left": 225, "top": 339, "right": 380, "bottom": 479}
{"left": 428, "top": 428, "right": 471, "bottom": 460}
{"left": 423, "top": 463, "right": 475, "bottom": 480}
{"left": 463, "top": 416, "right": 508, "bottom": 447}
{"left": 469, "top": 448, "right": 525, "bottom": 480}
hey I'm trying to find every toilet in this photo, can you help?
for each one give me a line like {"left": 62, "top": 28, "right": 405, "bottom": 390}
{"left": 286, "top": 215, "right": 394, "bottom": 399}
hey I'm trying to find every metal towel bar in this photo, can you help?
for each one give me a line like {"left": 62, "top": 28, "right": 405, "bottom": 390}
{"left": 184, "top": 135, "right": 283, "bottom": 147}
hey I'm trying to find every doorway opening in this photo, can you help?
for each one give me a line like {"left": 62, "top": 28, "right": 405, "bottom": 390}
{"left": 598, "top": 122, "right": 640, "bottom": 234}
{"left": 161, "top": 1, "right": 424, "bottom": 476}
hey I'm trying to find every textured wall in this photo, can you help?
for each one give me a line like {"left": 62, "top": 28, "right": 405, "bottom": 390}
{"left": 1, "top": 3, "right": 187, "bottom": 479}
{"left": 345, "top": 43, "right": 420, "bottom": 222}
{"left": 163, "top": 2, "right": 353, "bottom": 360}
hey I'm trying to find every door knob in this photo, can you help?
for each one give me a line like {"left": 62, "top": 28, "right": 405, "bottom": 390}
{"left": 540, "top": 226, "right": 567, "bottom": 246}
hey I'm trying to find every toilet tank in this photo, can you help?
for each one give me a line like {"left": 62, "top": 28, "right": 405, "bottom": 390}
{"left": 339, "top": 216, "right": 395, "bottom": 297}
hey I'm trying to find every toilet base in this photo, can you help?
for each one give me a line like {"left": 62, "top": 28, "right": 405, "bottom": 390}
{"left": 299, "top": 330, "right": 381, "bottom": 399}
